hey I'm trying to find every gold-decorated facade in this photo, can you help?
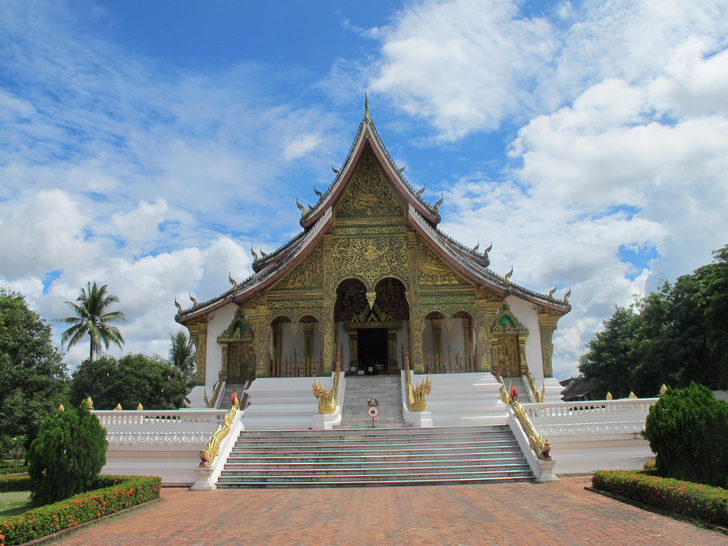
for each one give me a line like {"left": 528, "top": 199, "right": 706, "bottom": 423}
{"left": 177, "top": 113, "right": 570, "bottom": 388}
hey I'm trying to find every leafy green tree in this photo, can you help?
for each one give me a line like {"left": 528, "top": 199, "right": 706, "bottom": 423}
{"left": 70, "top": 353, "right": 189, "bottom": 410}
{"left": 580, "top": 245, "right": 728, "bottom": 396}
{"left": 643, "top": 383, "right": 728, "bottom": 488}
{"left": 27, "top": 401, "right": 107, "bottom": 505}
{"left": 578, "top": 305, "right": 641, "bottom": 399}
{"left": 57, "top": 282, "right": 125, "bottom": 362}
{"left": 0, "top": 288, "right": 69, "bottom": 448}
{"left": 164, "top": 330, "right": 196, "bottom": 384}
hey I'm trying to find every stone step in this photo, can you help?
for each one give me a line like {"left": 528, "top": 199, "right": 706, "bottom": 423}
{"left": 220, "top": 466, "right": 531, "bottom": 480}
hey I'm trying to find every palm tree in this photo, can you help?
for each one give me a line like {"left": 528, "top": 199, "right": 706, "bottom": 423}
{"left": 57, "top": 282, "right": 125, "bottom": 362}
{"left": 167, "top": 330, "right": 195, "bottom": 381}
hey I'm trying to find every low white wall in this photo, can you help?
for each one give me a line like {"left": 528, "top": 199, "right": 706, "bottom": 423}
{"left": 526, "top": 398, "right": 657, "bottom": 474}
{"left": 96, "top": 409, "right": 227, "bottom": 486}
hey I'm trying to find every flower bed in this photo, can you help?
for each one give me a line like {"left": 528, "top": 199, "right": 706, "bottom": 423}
{"left": 592, "top": 469, "right": 728, "bottom": 528}
{"left": 0, "top": 475, "right": 161, "bottom": 546}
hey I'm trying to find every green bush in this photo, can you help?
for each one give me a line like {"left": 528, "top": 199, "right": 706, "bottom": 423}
{"left": 0, "top": 476, "right": 30, "bottom": 493}
{"left": 0, "top": 475, "right": 161, "bottom": 546}
{"left": 593, "top": 470, "right": 728, "bottom": 527}
{"left": 26, "top": 402, "right": 107, "bottom": 506}
{"left": 0, "top": 467, "right": 27, "bottom": 477}
{"left": 643, "top": 382, "right": 728, "bottom": 489}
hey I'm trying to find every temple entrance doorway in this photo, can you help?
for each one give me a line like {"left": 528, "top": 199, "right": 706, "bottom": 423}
{"left": 358, "top": 328, "right": 389, "bottom": 374}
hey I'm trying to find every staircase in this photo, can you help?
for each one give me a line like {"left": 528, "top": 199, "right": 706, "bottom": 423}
{"left": 217, "top": 425, "right": 534, "bottom": 488}
{"left": 506, "top": 376, "right": 531, "bottom": 403}
{"left": 339, "top": 375, "right": 405, "bottom": 428}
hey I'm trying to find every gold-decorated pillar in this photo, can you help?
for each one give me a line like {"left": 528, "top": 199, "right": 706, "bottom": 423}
{"left": 186, "top": 318, "right": 207, "bottom": 386}
{"left": 474, "top": 289, "right": 501, "bottom": 372}
{"left": 322, "top": 233, "right": 335, "bottom": 374}
{"left": 407, "top": 231, "right": 424, "bottom": 373}
{"left": 387, "top": 328, "right": 398, "bottom": 369}
{"left": 349, "top": 331, "right": 358, "bottom": 370}
{"left": 431, "top": 317, "right": 442, "bottom": 371}
{"left": 538, "top": 307, "right": 562, "bottom": 378}
{"left": 518, "top": 336, "right": 528, "bottom": 376}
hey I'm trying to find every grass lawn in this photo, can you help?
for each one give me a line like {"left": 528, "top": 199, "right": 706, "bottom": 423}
{"left": 0, "top": 490, "right": 32, "bottom": 518}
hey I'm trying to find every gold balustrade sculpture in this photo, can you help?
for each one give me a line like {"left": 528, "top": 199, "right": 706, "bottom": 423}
{"left": 404, "top": 354, "right": 431, "bottom": 411}
{"left": 499, "top": 384, "right": 551, "bottom": 461}
{"left": 525, "top": 370, "right": 545, "bottom": 403}
{"left": 199, "top": 393, "right": 240, "bottom": 467}
{"left": 312, "top": 361, "right": 341, "bottom": 414}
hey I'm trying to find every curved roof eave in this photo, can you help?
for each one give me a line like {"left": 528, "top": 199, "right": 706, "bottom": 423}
{"left": 176, "top": 209, "right": 333, "bottom": 324}
{"left": 408, "top": 207, "right": 571, "bottom": 314}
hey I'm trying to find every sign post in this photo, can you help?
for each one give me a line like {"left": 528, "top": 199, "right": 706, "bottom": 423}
{"left": 367, "top": 398, "right": 379, "bottom": 428}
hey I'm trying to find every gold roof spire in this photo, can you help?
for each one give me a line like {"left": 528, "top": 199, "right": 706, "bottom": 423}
{"left": 365, "top": 93, "right": 369, "bottom": 120}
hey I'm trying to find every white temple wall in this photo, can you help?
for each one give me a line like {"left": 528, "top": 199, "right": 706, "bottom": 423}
{"left": 204, "top": 303, "right": 236, "bottom": 387}
{"left": 280, "top": 322, "right": 303, "bottom": 357}
{"left": 506, "top": 296, "right": 544, "bottom": 380}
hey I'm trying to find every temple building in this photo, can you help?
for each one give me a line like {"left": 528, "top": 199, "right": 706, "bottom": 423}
{"left": 176, "top": 104, "right": 571, "bottom": 402}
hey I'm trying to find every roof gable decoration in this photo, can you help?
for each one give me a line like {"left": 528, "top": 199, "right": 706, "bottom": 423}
{"left": 298, "top": 99, "right": 442, "bottom": 229}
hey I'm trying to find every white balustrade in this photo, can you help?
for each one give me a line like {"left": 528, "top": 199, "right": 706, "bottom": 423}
{"left": 525, "top": 398, "right": 657, "bottom": 428}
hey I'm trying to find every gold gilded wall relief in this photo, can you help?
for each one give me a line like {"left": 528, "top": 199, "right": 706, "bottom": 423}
{"left": 269, "top": 244, "right": 323, "bottom": 292}
{"left": 331, "top": 235, "right": 409, "bottom": 290}
{"left": 335, "top": 148, "right": 404, "bottom": 221}
{"left": 417, "top": 240, "right": 469, "bottom": 287}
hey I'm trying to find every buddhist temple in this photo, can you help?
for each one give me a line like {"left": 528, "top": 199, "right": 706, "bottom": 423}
{"left": 175, "top": 101, "right": 571, "bottom": 406}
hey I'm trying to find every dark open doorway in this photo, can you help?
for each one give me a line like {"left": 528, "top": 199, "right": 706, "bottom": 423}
{"left": 358, "top": 328, "right": 388, "bottom": 374}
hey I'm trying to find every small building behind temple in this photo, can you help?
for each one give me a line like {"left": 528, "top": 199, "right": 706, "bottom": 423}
{"left": 175, "top": 104, "right": 571, "bottom": 407}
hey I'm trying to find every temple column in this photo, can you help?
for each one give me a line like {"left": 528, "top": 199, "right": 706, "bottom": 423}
{"left": 349, "top": 331, "right": 358, "bottom": 370}
{"left": 186, "top": 318, "right": 207, "bottom": 386}
{"left": 387, "top": 329, "right": 398, "bottom": 369}
{"left": 304, "top": 321, "right": 314, "bottom": 376}
{"left": 518, "top": 336, "right": 528, "bottom": 376}
{"left": 322, "top": 233, "right": 335, "bottom": 374}
{"left": 462, "top": 316, "right": 473, "bottom": 370}
{"left": 538, "top": 307, "right": 561, "bottom": 378}
{"left": 406, "top": 231, "right": 424, "bottom": 373}
{"left": 431, "top": 317, "right": 442, "bottom": 372}
{"left": 474, "top": 290, "right": 501, "bottom": 372}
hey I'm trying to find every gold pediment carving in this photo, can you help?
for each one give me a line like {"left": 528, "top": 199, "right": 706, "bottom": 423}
{"left": 417, "top": 240, "right": 469, "bottom": 286}
{"left": 344, "top": 303, "right": 401, "bottom": 331}
{"left": 334, "top": 148, "right": 404, "bottom": 221}
{"left": 270, "top": 244, "right": 323, "bottom": 292}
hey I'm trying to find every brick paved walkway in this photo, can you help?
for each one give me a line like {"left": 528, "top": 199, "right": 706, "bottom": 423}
{"left": 52, "top": 477, "right": 726, "bottom": 545}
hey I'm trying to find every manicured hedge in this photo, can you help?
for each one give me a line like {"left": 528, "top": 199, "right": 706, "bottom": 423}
{"left": 0, "top": 467, "right": 27, "bottom": 477}
{"left": 592, "top": 469, "right": 728, "bottom": 527}
{"left": 0, "top": 476, "right": 30, "bottom": 493}
{"left": 0, "top": 475, "right": 161, "bottom": 546}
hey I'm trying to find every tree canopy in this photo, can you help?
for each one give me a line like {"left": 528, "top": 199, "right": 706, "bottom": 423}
{"left": 57, "top": 282, "right": 125, "bottom": 362}
{"left": 70, "top": 353, "right": 189, "bottom": 410}
{"left": 580, "top": 245, "right": 728, "bottom": 398}
{"left": 0, "top": 288, "right": 69, "bottom": 448}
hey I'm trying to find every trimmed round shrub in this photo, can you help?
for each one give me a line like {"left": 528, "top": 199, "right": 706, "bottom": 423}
{"left": 644, "top": 382, "right": 728, "bottom": 488}
{"left": 26, "top": 402, "right": 107, "bottom": 505}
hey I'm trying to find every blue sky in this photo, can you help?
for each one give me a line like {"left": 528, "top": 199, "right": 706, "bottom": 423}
{"left": 1, "top": 0, "right": 727, "bottom": 380}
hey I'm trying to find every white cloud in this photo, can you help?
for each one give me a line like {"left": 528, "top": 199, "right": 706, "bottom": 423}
{"left": 111, "top": 198, "right": 168, "bottom": 246}
{"left": 283, "top": 134, "right": 323, "bottom": 161}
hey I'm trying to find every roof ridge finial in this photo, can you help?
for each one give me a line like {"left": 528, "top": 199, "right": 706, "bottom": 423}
{"left": 365, "top": 92, "right": 369, "bottom": 120}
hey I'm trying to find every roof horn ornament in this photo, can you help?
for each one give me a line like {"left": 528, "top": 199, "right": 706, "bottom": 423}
{"left": 483, "top": 242, "right": 493, "bottom": 259}
{"left": 504, "top": 266, "right": 513, "bottom": 287}
{"left": 228, "top": 273, "right": 238, "bottom": 291}
{"left": 189, "top": 293, "right": 198, "bottom": 307}
{"left": 174, "top": 298, "right": 182, "bottom": 315}
{"left": 433, "top": 193, "right": 444, "bottom": 214}
{"left": 473, "top": 241, "right": 480, "bottom": 252}
{"left": 547, "top": 285, "right": 557, "bottom": 299}
{"left": 314, "top": 186, "right": 323, "bottom": 199}
{"left": 251, "top": 247, "right": 259, "bottom": 263}
{"left": 398, "top": 164, "right": 406, "bottom": 173}
{"left": 260, "top": 248, "right": 268, "bottom": 258}
{"left": 331, "top": 165, "right": 340, "bottom": 175}
{"left": 296, "top": 198, "right": 307, "bottom": 218}
{"left": 416, "top": 185, "right": 426, "bottom": 197}
{"left": 563, "top": 287, "right": 572, "bottom": 305}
